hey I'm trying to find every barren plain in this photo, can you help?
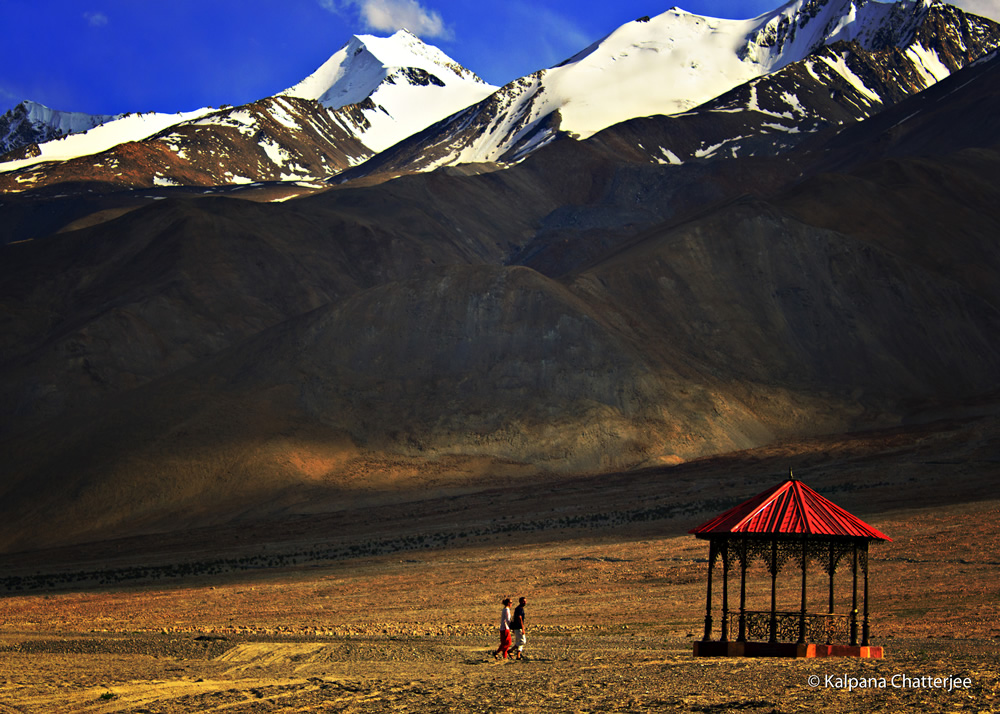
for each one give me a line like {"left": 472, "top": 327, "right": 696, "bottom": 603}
{"left": 1, "top": 413, "right": 998, "bottom": 713}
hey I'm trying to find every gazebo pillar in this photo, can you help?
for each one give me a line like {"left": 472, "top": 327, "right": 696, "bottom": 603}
{"left": 798, "top": 537, "right": 807, "bottom": 644}
{"left": 738, "top": 537, "right": 747, "bottom": 642}
{"left": 769, "top": 538, "right": 778, "bottom": 644}
{"left": 827, "top": 541, "right": 836, "bottom": 645}
{"left": 702, "top": 539, "right": 715, "bottom": 642}
{"left": 850, "top": 542, "right": 859, "bottom": 646}
{"left": 721, "top": 542, "right": 730, "bottom": 642}
{"left": 862, "top": 543, "right": 871, "bottom": 646}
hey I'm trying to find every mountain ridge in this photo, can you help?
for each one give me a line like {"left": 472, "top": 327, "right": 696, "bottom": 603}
{"left": 0, "top": 30, "right": 492, "bottom": 190}
{"left": 5, "top": 0, "right": 995, "bottom": 196}
{"left": 343, "top": 0, "right": 1000, "bottom": 180}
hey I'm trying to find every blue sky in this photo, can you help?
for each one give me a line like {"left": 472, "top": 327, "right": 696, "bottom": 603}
{"left": 2, "top": 0, "right": 998, "bottom": 116}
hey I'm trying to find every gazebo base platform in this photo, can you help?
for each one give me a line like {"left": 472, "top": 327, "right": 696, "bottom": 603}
{"left": 693, "top": 641, "right": 883, "bottom": 658}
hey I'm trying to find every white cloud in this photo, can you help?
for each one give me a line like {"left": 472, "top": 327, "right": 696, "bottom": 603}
{"left": 319, "top": 0, "right": 451, "bottom": 39}
{"left": 83, "top": 11, "right": 108, "bottom": 27}
{"left": 317, "top": 0, "right": 341, "bottom": 14}
{"left": 83, "top": 11, "right": 109, "bottom": 27}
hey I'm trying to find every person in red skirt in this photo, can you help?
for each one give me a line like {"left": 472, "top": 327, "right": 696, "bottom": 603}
{"left": 493, "top": 598, "right": 512, "bottom": 660}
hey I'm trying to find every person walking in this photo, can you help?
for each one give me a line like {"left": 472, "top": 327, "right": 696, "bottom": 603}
{"left": 493, "top": 598, "right": 512, "bottom": 660}
{"left": 511, "top": 596, "right": 528, "bottom": 660}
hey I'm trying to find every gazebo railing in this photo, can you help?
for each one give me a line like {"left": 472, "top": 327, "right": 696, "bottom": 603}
{"left": 726, "top": 610, "right": 851, "bottom": 644}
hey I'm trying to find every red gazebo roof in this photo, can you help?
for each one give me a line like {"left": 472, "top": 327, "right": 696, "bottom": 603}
{"left": 690, "top": 478, "right": 891, "bottom": 541}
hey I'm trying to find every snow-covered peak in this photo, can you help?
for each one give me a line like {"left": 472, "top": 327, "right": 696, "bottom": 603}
{"left": 283, "top": 29, "right": 489, "bottom": 109}
{"left": 0, "top": 100, "right": 120, "bottom": 157}
{"left": 16, "top": 100, "right": 119, "bottom": 136}
{"left": 539, "top": 9, "right": 762, "bottom": 137}
{"left": 354, "top": 30, "right": 484, "bottom": 82}
{"left": 367, "top": 0, "right": 976, "bottom": 173}
{"left": 517, "top": 0, "right": 939, "bottom": 140}
{"left": 282, "top": 29, "right": 497, "bottom": 153}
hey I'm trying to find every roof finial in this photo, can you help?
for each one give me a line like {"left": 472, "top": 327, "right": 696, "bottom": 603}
{"left": 789, "top": 467, "right": 795, "bottom": 481}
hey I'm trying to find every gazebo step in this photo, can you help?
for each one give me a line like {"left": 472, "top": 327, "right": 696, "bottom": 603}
{"left": 693, "top": 641, "right": 884, "bottom": 658}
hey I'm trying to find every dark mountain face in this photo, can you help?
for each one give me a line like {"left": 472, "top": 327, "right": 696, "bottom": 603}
{"left": 4, "top": 127, "right": 1000, "bottom": 549}
{"left": 0, "top": 161, "right": 576, "bottom": 440}
{"left": 2, "top": 6, "right": 1000, "bottom": 551}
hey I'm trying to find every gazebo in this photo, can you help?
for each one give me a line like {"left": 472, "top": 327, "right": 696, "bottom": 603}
{"left": 689, "top": 474, "right": 891, "bottom": 658}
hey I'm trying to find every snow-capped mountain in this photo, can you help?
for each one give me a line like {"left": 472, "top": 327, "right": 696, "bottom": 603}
{"left": 346, "top": 0, "right": 999, "bottom": 178}
{"left": 581, "top": 2, "right": 1000, "bottom": 167}
{"left": 282, "top": 29, "right": 497, "bottom": 152}
{"left": 0, "top": 30, "right": 492, "bottom": 192}
{"left": 0, "top": 97, "right": 372, "bottom": 193}
{"left": 2, "top": 0, "right": 998, "bottom": 197}
{"left": 0, "top": 101, "right": 119, "bottom": 159}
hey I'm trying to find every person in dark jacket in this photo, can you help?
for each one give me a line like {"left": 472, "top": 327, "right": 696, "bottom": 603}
{"left": 511, "top": 596, "right": 527, "bottom": 659}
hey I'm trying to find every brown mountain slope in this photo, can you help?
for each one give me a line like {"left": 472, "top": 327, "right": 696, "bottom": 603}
{"left": 0, "top": 164, "right": 570, "bottom": 438}
{"left": 569, "top": 195, "right": 1000, "bottom": 405}
{"left": 3, "top": 165, "right": 1000, "bottom": 550}
{"left": 0, "top": 265, "right": 691, "bottom": 549}
{"left": 2, "top": 130, "right": 789, "bottom": 441}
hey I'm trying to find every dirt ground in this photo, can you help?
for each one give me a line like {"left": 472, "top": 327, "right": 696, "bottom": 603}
{"left": 1, "top": 417, "right": 999, "bottom": 712}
